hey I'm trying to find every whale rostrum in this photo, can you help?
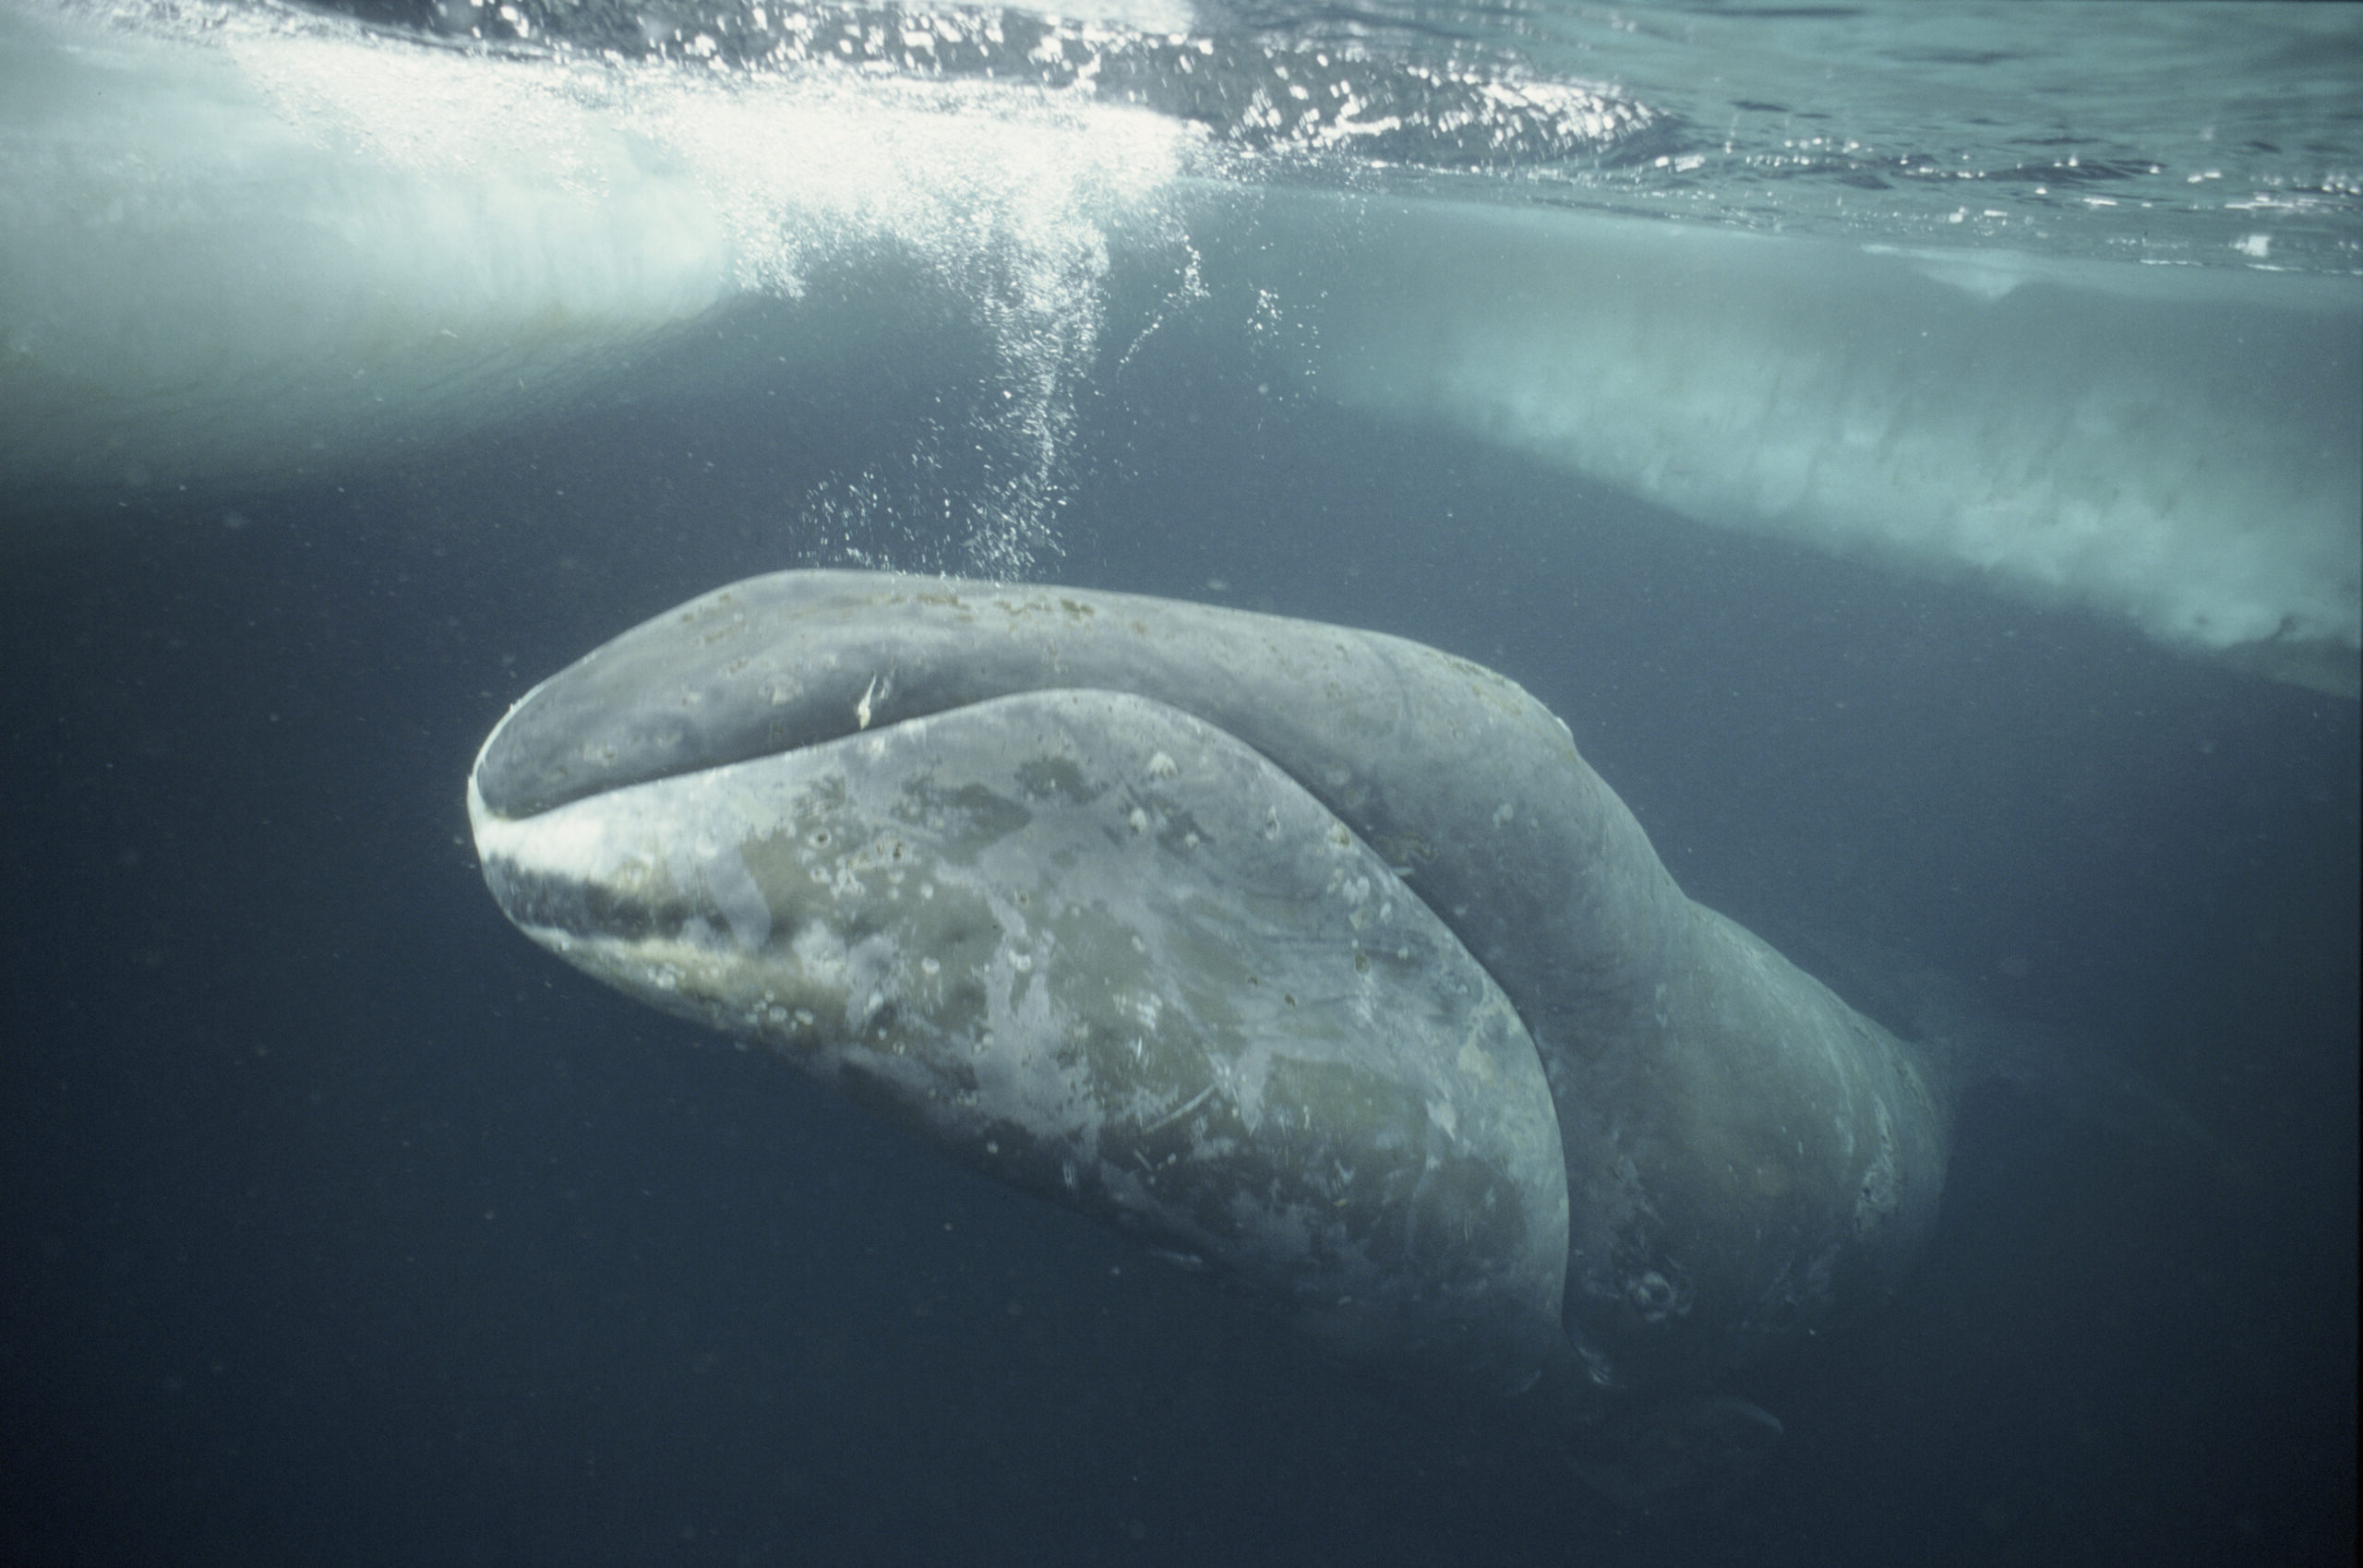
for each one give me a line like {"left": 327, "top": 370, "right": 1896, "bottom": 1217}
{"left": 468, "top": 570, "right": 1951, "bottom": 1414}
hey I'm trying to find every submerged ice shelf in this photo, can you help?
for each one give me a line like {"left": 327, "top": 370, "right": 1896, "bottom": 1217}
{"left": 1236, "top": 195, "right": 2361, "bottom": 698}
{"left": 2, "top": 1, "right": 2356, "bottom": 696}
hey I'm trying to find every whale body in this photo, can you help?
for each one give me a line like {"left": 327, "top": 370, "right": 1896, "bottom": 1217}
{"left": 467, "top": 570, "right": 1953, "bottom": 1418}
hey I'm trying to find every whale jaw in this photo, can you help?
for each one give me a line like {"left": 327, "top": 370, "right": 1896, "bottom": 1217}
{"left": 470, "top": 682, "right": 1576, "bottom": 1402}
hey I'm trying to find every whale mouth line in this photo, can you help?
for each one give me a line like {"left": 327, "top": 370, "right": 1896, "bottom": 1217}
{"left": 474, "top": 680, "right": 1467, "bottom": 964}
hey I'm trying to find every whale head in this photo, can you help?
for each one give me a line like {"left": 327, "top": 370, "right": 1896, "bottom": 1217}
{"left": 468, "top": 571, "right": 1582, "bottom": 1401}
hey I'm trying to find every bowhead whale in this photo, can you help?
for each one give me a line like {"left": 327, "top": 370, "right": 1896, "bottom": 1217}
{"left": 467, "top": 570, "right": 1955, "bottom": 1474}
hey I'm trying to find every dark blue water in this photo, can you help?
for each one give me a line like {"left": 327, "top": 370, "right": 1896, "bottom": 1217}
{"left": 3, "top": 4, "right": 2357, "bottom": 1564}
{"left": 5, "top": 317, "right": 2355, "bottom": 1565}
